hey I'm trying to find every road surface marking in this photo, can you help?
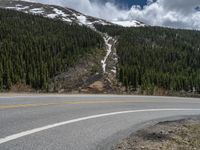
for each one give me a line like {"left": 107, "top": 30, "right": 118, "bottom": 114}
{"left": 0, "top": 103, "right": 57, "bottom": 109}
{"left": 0, "top": 101, "right": 132, "bottom": 109}
{"left": 1, "top": 100, "right": 200, "bottom": 110}
{"left": 0, "top": 108, "right": 200, "bottom": 144}
{"left": 0, "top": 101, "right": 135, "bottom": 109}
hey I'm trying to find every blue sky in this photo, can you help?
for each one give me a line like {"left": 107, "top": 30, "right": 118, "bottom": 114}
{"left": 115, "top": 0, "right": 147, "bottom": 8}
{"left": 90, "top": 0, "right": 148, "bottom": 8}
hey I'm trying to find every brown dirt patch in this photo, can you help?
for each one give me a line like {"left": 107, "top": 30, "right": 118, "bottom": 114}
{"left": 10, "top": 83, "right": 34, "bottom": 92}
{"left": 88, "top": 81, "right": 105, "bottom": 92}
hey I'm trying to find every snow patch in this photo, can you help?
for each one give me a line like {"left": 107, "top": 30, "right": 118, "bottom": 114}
{"left": 47, "top": 13, "right": 58, "bottom": 19}
{"left": 62, "top": 17, "right": 72, "bottom": 22}
{"left": 16, "top": 4, "right": 22, "bottom": 7}
{"left": 101, "top": 35, "right": 112, "bottom": 73}
{"left": 46, "top": 8, "right": 67, "bottom": 19}
{"left": 77, "top": 15, "right": 87, "bottom": 25}
{"left": 29, "top": 8, "right": 44, "bottom": 14}
{"left": 111, "top": 69, "right": 116, "bottom": 74}
{"left": 53, "top": 8, "right": 68, "bottom": 17}
{"left": 112, "top": 20, "right": 145, "bottom": 27}
{"left": 6, "top": 6, "right": 29, "bottom": 11}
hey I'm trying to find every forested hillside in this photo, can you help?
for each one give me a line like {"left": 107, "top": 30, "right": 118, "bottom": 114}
{"left": 0, "top": 8, "right": 104, "bottom": 90}
{"left": 1, "top": 8, "right": 200, "bottom": 94}
{"left": 95, "top": 25, "right": 200, "bottom": 94}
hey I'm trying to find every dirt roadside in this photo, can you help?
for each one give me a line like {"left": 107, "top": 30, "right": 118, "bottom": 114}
{"left": 114, "top": 116, "right": 200, "bottom": 150}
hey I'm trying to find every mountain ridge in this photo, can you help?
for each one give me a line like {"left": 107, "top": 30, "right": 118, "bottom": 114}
{"left": 0, "top": 0, "right": 145, "bottom": 28}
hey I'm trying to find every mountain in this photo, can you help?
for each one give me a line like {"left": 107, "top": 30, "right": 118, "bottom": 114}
{"left": 0, "top": 0, "right": 145, "bottom": 28}
{"left": 96, "top": 25, "right": 200, "bottom": 95}
{"left": 0, "top": 0, "right": 112, "bottom": 28}
{"left": 1, "top": 0, "right": 199, "bottom": 96}
{"left": 0, "top": 7, "right": 105, "bottom": 91}
{"left": 0, "top": 0, "right": 122, "bottom": 93}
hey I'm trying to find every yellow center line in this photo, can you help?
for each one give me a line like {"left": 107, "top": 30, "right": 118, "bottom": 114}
{"left": 0, "top": 103, "right": 57, "bottom": 109}
{"left": 0, "top": 100, "right": 200, "bottom": 110}
{"left": 0, "top": 101, "right": 135, "bottom": 109}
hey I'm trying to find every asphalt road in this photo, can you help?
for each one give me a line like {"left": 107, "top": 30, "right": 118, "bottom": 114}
{"left": 0, "top": 95, "right": 200, "bottom": 150}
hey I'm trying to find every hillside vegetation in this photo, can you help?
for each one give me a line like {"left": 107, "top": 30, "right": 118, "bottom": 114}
{"left": 1, "top": 8, "right": 200, "bottom": 94}
{"left": 95, "top": 25, "right": 200, "bottom": 94}
{"left": 0, "top": 8, "right": 104, "bottom": 90}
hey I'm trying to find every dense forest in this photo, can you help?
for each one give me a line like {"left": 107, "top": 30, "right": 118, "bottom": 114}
{"left": 1, "top": 8, "right": 200, "bottom": 94}
{"left": 0, "top": 8, "right": 104, "bottom": 90}
{"left": 95, "top": 25, "right": 200, "bottom": 94}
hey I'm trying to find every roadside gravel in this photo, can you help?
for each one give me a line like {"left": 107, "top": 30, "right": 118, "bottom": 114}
{"left": 114, "top": 116, "right": 200, "bottom": 150}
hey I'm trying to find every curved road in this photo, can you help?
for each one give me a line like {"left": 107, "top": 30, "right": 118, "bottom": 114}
{"left": 0, "top": 95, "right": 200, "bottom": 150}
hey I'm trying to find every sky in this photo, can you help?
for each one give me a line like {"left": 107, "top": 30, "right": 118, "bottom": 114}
{"left": 90, "top": 0, "right": 148, "bottom": 8}
{"left": 26, "top": 0, "right": 200, "bottom": 30}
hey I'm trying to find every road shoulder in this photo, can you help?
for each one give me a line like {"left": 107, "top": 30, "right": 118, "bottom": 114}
{"left": 114, "top": 116, "right": 200, "bottom": 150}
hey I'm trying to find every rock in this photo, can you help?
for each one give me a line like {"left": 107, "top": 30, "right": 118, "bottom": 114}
{"left": 88, "top": 81, "right": 105, "bottom": 92}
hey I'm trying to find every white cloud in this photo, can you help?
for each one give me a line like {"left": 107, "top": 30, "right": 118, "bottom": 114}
{"left": 25, "top": 0, "right": 200, "bottom": 30}
{"left": 25, "top": 0, "right": 124, "bottom": 19}
{"left": 128, "top": 0, "right": 200, "bottom": 30}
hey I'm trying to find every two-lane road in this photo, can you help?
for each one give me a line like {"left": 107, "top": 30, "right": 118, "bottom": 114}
{"left": 0, "top": 95, "right": 200, "bottom": 150}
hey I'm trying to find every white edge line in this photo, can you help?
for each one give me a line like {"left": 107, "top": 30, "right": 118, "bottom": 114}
{"left": 1, "top": 108, "right": 200, "bottom": 145}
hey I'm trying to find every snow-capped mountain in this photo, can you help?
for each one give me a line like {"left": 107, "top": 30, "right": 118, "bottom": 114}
{"left": 0, "top": 0, "right": 145, "bottom": 27}
{"left": 0, "top": 0, "right": 112, "bottom": 27}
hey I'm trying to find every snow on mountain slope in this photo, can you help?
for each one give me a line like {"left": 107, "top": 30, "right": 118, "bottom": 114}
{"left": 0, "top": 0, "right": 145, "bottom": 28}
{"left": 112, "top": 20, "right": 145, "bottom": 27}
{"left": 0, "top": 0, "right": 112, "bottom": 27}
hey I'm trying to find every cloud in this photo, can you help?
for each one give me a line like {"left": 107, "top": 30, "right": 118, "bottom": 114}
{"left": 25, "top": 0, "right": 200, "bottom": 30}
{"left": 128, "top": 0, "right": 200, "bottom": 30}
{"left": 27, "top": 0, "right": 94, "bottom": 15}
{"left": 26, "top": 0, "right": 127, "bottom": 20}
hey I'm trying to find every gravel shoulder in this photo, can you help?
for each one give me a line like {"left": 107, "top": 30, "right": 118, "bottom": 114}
{"left": 114, "top": 116, "right": 200, "bottom": 150}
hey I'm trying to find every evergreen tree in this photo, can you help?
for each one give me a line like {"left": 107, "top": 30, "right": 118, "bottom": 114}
{"left": 0, "top": 8, "right": 104, "bottom": 90}
{"left": 96, "top": 25, "right": 200, "bottom": 93}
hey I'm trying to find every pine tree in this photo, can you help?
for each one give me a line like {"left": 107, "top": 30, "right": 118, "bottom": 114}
{"left": 0, "top": 8, "right": 104, "bottom": 90}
